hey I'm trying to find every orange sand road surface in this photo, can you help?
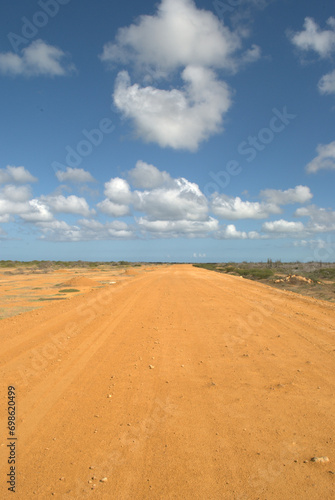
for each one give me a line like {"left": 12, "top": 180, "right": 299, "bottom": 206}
{"left": 0, "top": 264, "right": 334, "bottom": 499}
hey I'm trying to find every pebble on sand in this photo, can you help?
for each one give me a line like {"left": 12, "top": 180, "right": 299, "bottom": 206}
{"left": 311, "top": 456, "right": 329, "bottom": 463}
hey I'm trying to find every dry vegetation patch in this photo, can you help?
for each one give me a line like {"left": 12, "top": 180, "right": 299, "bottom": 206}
{"left": 194, "top": 262, "right": 335, "bottom": 302}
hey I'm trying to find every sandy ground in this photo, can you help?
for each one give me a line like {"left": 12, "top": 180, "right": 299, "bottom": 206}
{"left": 0, "top": 264, "right": 334, "bottom": 499}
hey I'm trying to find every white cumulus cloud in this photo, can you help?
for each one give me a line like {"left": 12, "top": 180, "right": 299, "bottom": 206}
{"left": 294, "top": 205, "right": 335, "bottom": 232}
{"left": 102, "top": 0, "right": 260, "bottom": 151}
{"left": 97, "top": 199, "right": 130, "bottom": 217}
{"left": 0, "top": 185, "right": 31, "bottom": 202}
{"left": 0, "top": 165, "right": 37, "bottom": 184}
{"left": 262, "top": 219, "right": 305, "bottom": 235}
{"left": 129, "top": 160, "right": 172, "bottom": 189}
{"left": 104, "top": 177, "right": 133, "bottom": 204}
{"left": 260, "top": 185, "right": 313, "bottom": 205}
{"left": 0, "top": 40, "right": 75, "bottom": 77}
{"left": 289, "top": 17, "right": 335, "bottom": 95}
{"left": 217, "top": 224, "right": 248, "bottom": 239}
{"left": 41, "top": 195, "right": 93, "bottom": 216}
{"left": 133, "top": 177, "right": 208, "bottom": 221}
{"left": 137, "top": 216, "right": 218, "bottom": 238}
{"left": 37, "top": 219, "right": 133, "bottom": 241}
{"left": 318, "top": 69, "right": 335, "bottom": 95}
{"left": 211, "top": 195, "right": 280, "bottom": 220}
{"left": 290, "top": 17, "right": 335, "bottom": 58}
{"left": 100, "top": 0, "right": 247, "bottom": 73}
{"left": 55, "top": 167, "right": 95, "bottom": 183}
{"left": 20, "top": 200, "right": 54, "bottom": 222}
{"left": 305, "top": 141, "right": 335, "bottom": 173}
{"left": 114, "top": 66, "right": 231, "bottom": 151}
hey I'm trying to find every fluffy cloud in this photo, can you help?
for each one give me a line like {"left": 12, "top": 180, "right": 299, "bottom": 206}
{"left": 0, "top": 185, "right": 33, "bottom": 218}
{"left": 0, "top": 186, "right": 53, "bottom": 222}
{"left": 97, "top": 177, "right": 133, "bottom": 216}
{"left": 211, "top": 195, "right": 280, "bottom": 219}
{"left": 97, "top": 199, "right": 130, "bottom": 217}
{"left": 102, "top": 0, "right": 260, "bottom": 151}
{"left": 1, "top": 160, "right": 333, "bottom": 243}
{"left": 41, "top": 195, "right": 93, "bottom": 216}
{"left": 99, "top": 170, "right": 208, "bottom": 221}
{"left": 305, "top": 141, "right": 335, "bottom": 173}
{"left": 134, "top": 177, "right": 208, "bottom": 221}
{"left": 137, "top": 216, "right": 218, "bottom": 238}
{"left": 290, "top": 17, "right": 335, "bottom": 58}
{"left": 0, "top": 200, "right": 31, "bottom": 217}
{"left": 262, "top": 219, "right": 305, "bottom": 235}
{"left": 211, "top": 186, "right": 311, "bottom": 221}
{"left": 289, "top": 18, "right": 335, "bottom": 95}
{"left": 129, "top": 160, "right": 172, "bottom": 189}
{"left": 114, "top": 66, "right": 231, "bottom": 151}
{"left": 38, "top": 219, "right": 133, "bottom": 241}
{"left": 20, "top": 200, "right": 53, "bottom": 222}
{"left": 215, "top": 224, "right": 262, "bottom": 239}
{"left": 260, "top": 185, "right": 313, "bottom": 205}
{"left": 0, "top": 165, "right": 37, "bottom": 184}
{"left": 294, "top": 205, "right": 335, "bottom": 232}
{"left": 0, "top": 185, "right": 31, "bottom": 202}
{"left": 0, "top": 182, "right": 92, "bottom": 221}
{"left": 104, "top": 177, "right": 133, "bottom": 204}
{"left": 78, "top": 219, "right": 133, "bottom": 239}
{"left": 55, "top": 167, "right": 95, "bottom": 183}
{"left": 318, "top": 69, "right": 335, "bottom": 95}
{"left": 100, "top": 0, "right": 248, "bottom": 73}
{"left": 216, "top": 224, "right": 247, "bottom": 239}
{"left": 37, "top": 220, "right": 80, "bottom": 241}
{"left": 0, "top": 40, "right": 75, "bottom": 77}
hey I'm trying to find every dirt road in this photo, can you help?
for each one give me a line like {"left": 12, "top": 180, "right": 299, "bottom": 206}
{"left": 0, "top": 265, "right": 334, "bottom": 499}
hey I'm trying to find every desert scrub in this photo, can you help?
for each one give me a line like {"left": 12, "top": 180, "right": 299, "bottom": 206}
{"left": 193, "top": 264, "right": 274, "bottom": 280}
{"left": 193, "top": 263, "right": 218, "bottom": 271}
{"left": 234, "top": 268, "right": 274, "bottom": 279}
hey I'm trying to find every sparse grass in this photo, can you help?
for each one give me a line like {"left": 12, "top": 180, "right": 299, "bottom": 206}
{"left": 37, "top": 297, "right": 67, "bottom": 301}
{"left": 0, "top": 260, "right": 165, "bottom": 271}
{"left": 305, "top": 267, "right": 335, "bottom": 281}
{"left": 193, "top": 263, "right": 218, "bottom": 271}
{"left": 232, "top": 268, "right": 274, "bottom": 279}
{"left": 194, "top": 263, "right": 273, "bottom": 280}
{"left": 58, "top": 289, "right": 80, "bottom": 293}
{"left": 0, "top": 261, "right": 16, "bottom": 268}
{"left": 193, "top": 262, "right": 335, "bottom": 302}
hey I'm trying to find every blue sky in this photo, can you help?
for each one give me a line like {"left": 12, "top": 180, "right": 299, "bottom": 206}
{"left": 0, "top": 0, "right": 334, "bottom": 262}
